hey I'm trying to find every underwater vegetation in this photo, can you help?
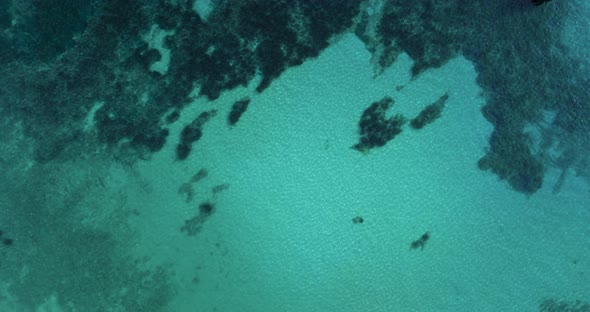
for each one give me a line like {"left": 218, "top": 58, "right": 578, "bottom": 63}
{"left": 410, "top": 93, "right": 449, "bottom": 130}
{"left": 356, "top": 0, "right": 589, "bottom": 194}
{"left": 176, "top": 110, "right": 217, "bottom": 160}
{"left": 0, "top": 161, "right": 174, "bottom": 311}
{"left": 181, "top": 201, "right": 216, "bottom": 236}
{"left": 228, "top": 97, "right": 251, "bottom": 126}
{"left": 0, "top": 229, "right": 14, "bottom": 247}
{"left": 178, "top": 167, "right": 227, "bottom": 236}
{"left": 0, "top": 2, "right": 366, "bottom": 308}
{"left": 353, "top": 97, "right": 406, "bottom": 153}
{"left": 0, "top": 0, "right": 361, "bottom": 164}
{"left": 1, "top": 0, "right": 583, "bottom": 195}
{"left": 532, "top": 0, "right": 553, "bottom": 6}
{"left": 478, "top": 129, "right": 545, "bottom": 194}
{"left": 539, "top": 298, "right": 590, "bottom": 312}
{"left": 178, "top": 168, "right": 209, "bottom": 203}
{"left": 410, "top": 232, "right": 431, "bottom": 251}
{"left": 0, "top": 0, "right": 587, "bottom": 308}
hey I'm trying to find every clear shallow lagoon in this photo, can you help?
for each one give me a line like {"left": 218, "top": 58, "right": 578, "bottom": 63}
{"left": 0, "top": 1, "right": 589, "bottom": 311}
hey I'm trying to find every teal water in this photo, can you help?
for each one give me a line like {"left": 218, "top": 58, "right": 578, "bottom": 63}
{"left": 0, "top": 1, "right": 589, "bottom": 311}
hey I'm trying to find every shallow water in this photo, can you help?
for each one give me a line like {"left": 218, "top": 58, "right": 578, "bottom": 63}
{"left": 0, "top": 1, "right": 588, "bottom": 311}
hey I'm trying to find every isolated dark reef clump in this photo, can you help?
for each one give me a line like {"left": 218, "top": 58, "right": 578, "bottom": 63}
{"left": 538, "top": 298, "right": 590, "bottom": 312}
{"left": 352, "top": 96, "right": 406, "bottom": 153}
{"left": 410, "top": 93, "right": 448, "bottom": 130}
{"left": 228, "top": 97, "right": 251, "bottom": 126}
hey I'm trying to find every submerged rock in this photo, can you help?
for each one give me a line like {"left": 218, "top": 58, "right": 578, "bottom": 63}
{"left": 410, "top": 232, "right": 430, "bottom": 251}
{"left": 532, "top": 0, "right": 552, "bottom": 6}
{"left": 410, "top": 93, "right": 449, "bottom": 130}
{"left": 180, "top": 201, "right": 216, "bottom": 236}
{"left": 176, "top": 110, "right": 217, "bottom": 160}
{"left": 228, "top": 97, "right": 251, "bottom": 126}
{"left": 352, "top": 97, "right": 406, "bottom": 153}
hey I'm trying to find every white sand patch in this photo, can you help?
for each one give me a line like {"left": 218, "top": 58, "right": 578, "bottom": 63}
{"left": 82, "top": 101, "right": 104, "bottom": 133}
{"left": 193, "top": 0, "right": 214, "bottom": 21}
{"left": 144, "top": 25, "right": 173, "bottom": 75}
{"left": 120, "top": 33, "right": 590, "bottom": 311}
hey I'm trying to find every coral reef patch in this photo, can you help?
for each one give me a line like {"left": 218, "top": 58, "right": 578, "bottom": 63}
{"left": 352, "top": 97, "right": 406, "bottom": 153}
{"left": 410, "top": 93, "right": 449, "bottom": 130}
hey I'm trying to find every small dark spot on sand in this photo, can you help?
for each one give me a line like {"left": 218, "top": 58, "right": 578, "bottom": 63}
{"left": 199, "top": 202, "right": 214, "bottom": 215}
{"left": 410, "top": 231, "right": 430, "bottom": 251}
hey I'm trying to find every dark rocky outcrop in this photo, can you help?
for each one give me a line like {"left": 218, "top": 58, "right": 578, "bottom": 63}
{"left": 410, "top": 93, "right": 449, "bottom": 130}
{"left": 176, "top": 110, "right": 217, "bottom": 160}
{"left": 353, "top": 97, "right": 406, "bottom": 153}
{"left": 410, "top": 232, "right": 430, "bottom": 251}
{"left": 532, "top": 0, "right": 553, "bottom": 6}
{"left": 228, "top": 98, "right": 251, "bottom": 126}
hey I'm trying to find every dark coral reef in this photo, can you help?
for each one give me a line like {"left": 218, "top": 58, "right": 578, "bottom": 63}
{"left": 2, "top": 0, "right": 585, "bottom": 194}
{"left": 357, "top": 0, "right": 590, "bottom": 194}
{"left": 410, "top": 93, "right": 449, "bottom": 130}
{"left": 353, "top": 97, "right": 406, "bottom": 153}
{"left": 228, "top": 97, "right": 251, "bottom": 126}
{"left": 0, "top": 0, "right": 361, "bottom": 164}
{"left": 539, "top": 298, "right": 590, "bottom": 312}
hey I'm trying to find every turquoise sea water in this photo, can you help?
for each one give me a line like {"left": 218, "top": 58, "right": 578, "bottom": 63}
{"left": 0, "top": 1, "right": 589, "bottom": 311}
